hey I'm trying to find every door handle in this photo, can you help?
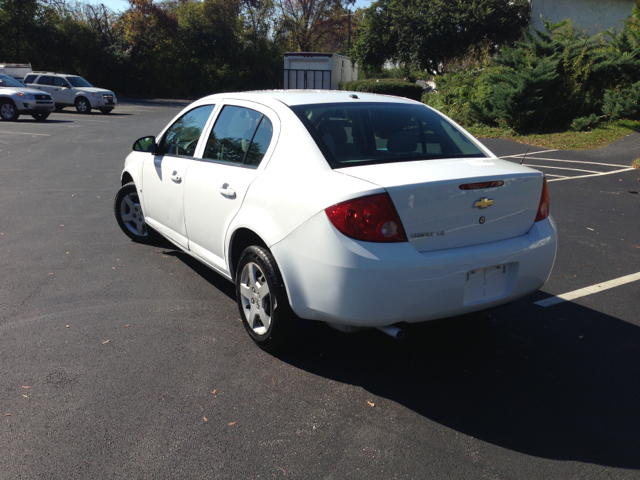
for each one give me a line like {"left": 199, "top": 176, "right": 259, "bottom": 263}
{"left": 219, "top": 184, "right": 236, "bottom": 198}
{"left": 171, "top": 171, "right": 182, "bottom": 183}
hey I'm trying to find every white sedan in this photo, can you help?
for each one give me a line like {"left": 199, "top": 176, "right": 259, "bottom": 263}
{"left": 114, "top": 91, "right": 557, "bottom": 349}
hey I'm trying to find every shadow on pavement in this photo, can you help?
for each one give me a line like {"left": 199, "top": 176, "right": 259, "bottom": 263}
{"left": 273, "top": 298, "right": 640, "bottom": 470}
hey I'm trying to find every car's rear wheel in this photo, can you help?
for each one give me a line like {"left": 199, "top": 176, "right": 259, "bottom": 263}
{"left": 236, "top": 245, "right": 295, "bottom": 350}
{"left": 75, "top": 97, "right": 91, "bottom": 114}
{"left": 99, "top": 108, "right": 113, "bottom": 114}
{"left": 0, "top": 100, "right": 20, "bottom": 121}
{"left": 31, "top": 113, "right": 50, "bottom": 121}
{"left": 114, "top": 182, "right": 153, "bottom": 243}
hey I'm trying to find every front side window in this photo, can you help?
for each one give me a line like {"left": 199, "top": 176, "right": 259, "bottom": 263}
{"left": 67, "top": 76, "right": 92, "bottom": 88}
{"left": 160, "top": 104, "right": 215, "bottom": 157}
{"left": 290, "top": 102, "right": 486, "bottom": 168}
{"left": 203, "top": 106, "right": 273, "bottom": 167}
{"left": 53, "top": 77, "right": 68, "bottom": 87}
{"left": 23, "top": 74, "right": 37, "bottom": 84}
{"left": 37, "top": 75, "right": 54, "bottom": 85}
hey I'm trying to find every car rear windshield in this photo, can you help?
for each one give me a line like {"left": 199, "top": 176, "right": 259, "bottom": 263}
{"left": 67, "top": 76, "right": 92, "bottom": 88}
{"left": 290, "top": 102, "right": 486, "bottom": 168}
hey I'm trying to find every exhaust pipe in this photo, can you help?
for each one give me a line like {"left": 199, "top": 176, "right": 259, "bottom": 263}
{"left": 376, "top": 325, "right": 405, "bottom": 340}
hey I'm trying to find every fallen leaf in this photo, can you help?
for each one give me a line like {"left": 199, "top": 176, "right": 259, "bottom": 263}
{"left": 22, "top": 386, "right": 30, "bottom": 389}
{"left": 102, "top": 340, "right": 110, "bottom": 344}
{"left": 125, "top": 325, "right": 130, "bottom": 328}
{"left": 203, "top": 417, "right": 208, "bottom": 422}
{"left": 22, "top": 395, "right": 28, "bottom": 398}
{"left": 212, "top": 390, "right": 217, "bottom": 395}
{"left": 228, "top": 421, "right": 237, "bottom": 426}
{"left": 5, "top": 414, "right": 12, "bottom": 416}
{"left": 587, "top": 227, "right": 594, "bottom": 231}
{"left": 367, "top": 401, "right": 375, "bottom": 407}
{"left": 596, "top": 284, "right": 601, "bottom": 287}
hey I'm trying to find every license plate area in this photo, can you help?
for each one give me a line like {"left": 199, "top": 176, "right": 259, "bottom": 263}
{"left": 463, "top": 263, "right": 517, "bottom": 306}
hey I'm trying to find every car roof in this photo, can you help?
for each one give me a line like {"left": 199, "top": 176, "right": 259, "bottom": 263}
{"left": 198, "top": 90, "right": 422, "bottom": 107}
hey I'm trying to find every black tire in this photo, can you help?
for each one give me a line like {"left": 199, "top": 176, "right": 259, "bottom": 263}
{"left": 31, "top": 112, "right": 50, "bottom": 121}
{"left": 99, "top": 108, "right": 113, "bottom": 114}
{"left": 75, "top": 97, "right": 91, "bottom": 114}
{"left": 0, "top": 100, "right": 20, "bottom": 121}
{"left": 114, "top": 182, "right": 153, "bottom": 243}
{"left": 236, "top": 245, "right": 296, "bottom": 350}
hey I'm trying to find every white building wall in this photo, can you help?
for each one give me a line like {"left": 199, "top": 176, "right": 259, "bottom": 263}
{"left": 531, "top": 0, "right": 635, "bottom": 34}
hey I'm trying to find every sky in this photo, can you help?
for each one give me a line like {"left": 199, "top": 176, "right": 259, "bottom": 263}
{"left": 89, "top": 0, "right": 373, "bottom": 14}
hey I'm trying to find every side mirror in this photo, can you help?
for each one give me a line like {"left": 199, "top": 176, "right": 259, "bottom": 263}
{"left": 133, "top": 136, "right": 157, "bottom": 153}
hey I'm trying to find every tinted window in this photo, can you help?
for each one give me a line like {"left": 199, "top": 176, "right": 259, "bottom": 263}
{"left": 290, "top": 103, "right": 486, "bottom": 168}
{"left": 203, "top": 106, "right": 273, "bottom": 167}
{"left": 37, "top": 75, "right": 54, "bottom": 85}
{"left": 160, "top": 105, "right": 215, "bottom": 157}
{"left": 53, "top": 77, "right": 68, "bottom": 87}
{"left": 67, "top": 77, "right": 92, "bottom": 88}
{"left": 24, "top": 74, "right": 37, "bottom": 84}
{"left": 245, "top": 117, "right": 273, "bottom": 167}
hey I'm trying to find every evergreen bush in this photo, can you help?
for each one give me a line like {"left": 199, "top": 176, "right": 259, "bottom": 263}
{"left": 571, "top": 114, "right": 600, "bottom": 131}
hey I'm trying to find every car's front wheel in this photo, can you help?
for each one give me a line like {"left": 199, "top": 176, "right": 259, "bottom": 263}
{"left": 114, "top": 182, "right": 153, "bottom": 243}
{"left": 0, "top": 100, "right": 20, "bottom": 121}
{"left": 75, "top": 97, "right": 91, "bottom": 114}
{"left": 236, "top": 245, "right": 295, "bottom": 350}
{"left": 31, "top": 113, "right": 50, "bottom": 121}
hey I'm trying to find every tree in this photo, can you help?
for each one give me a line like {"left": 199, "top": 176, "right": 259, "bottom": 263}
{"left": 351, "top": 0, "right": 530, "bottom": 75}
{"left": 275, "top": 0, "right": 354, "bottom": 52}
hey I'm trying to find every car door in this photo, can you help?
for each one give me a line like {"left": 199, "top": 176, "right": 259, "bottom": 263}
{"left": 184, "top": 101, "right": 278, "bottom": 274}
{"left": 33, "top": 75, "right": 55, "bottom": 96}
{"left": 52, "top": 76, "right": 74, "bottom": 105}
{"left": 141, "top": 104, "right": 215, "bottom": 249}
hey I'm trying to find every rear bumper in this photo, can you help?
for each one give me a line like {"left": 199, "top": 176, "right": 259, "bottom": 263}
{"left": 271, "top": 212, "right": 557, "bottom": 327}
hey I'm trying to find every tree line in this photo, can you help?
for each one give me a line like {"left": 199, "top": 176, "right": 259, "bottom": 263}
{"left": 0, "top": 0, "right": 357, "bottom": 97}
{"left": 0, "top": 0, "right": 539, "bottom": 98}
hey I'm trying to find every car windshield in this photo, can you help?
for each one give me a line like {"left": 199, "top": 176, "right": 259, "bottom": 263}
{"left": 0, "top": 75, "right": 26, "bottom": 88}
{"left": 67, "top": 76, "right": 93, "bottom": 88}
{"left": 290, "top": 102, "right": 486, "bottom": 168}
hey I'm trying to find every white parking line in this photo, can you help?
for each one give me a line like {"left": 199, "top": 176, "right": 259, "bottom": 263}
{"left": 548, "top": 168, "right": 635, "bottom": 182}
{"left": 514, "top": 157, "right": 627, "bottom": 168}
{"left": 535, "top": 271, "right": 640, "bottom": 307}
{"left": 0, "top": 131, "right": 50, "bottom": 136}
{"left": 499, "top": 150, "right": 559, "bottom": 159}
{"left": 522, "top": 164, "right": 601, "bottom": 174}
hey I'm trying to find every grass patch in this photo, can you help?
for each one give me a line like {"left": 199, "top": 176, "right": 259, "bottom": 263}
{"left": 467, "top": 120, "right": 640, "bottom": 150}
{"left": 633, "top": 158, "right": 640, "bottom": 169}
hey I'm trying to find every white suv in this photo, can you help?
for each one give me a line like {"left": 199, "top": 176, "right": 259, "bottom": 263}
{"left": 24, "top": 72, "right": 117, "bottom": 114}
{"left": 0, "top": 74, "right": 55, "bottom": 121}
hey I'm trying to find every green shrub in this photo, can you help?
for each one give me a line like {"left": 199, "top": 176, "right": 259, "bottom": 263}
{"left": 571, "top": 114, "right": 600, "bottom": 131}
{"left": 602, "top": 81, "right": 640, "bottom": 121}
{"left": 339, "top": 79, "right": 424, "bottom": 101}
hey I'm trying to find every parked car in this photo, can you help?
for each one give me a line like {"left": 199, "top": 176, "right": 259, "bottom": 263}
{"left": 23, "top": 72, "right": 117, "bottom": 114}
{"left": 114, "top": 91, "right": 557, "bottom": 349}
{"left": 0, "top": 74, "right": 55, "bottom": 121}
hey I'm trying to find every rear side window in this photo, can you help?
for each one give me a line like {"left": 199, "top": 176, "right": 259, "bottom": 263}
{"left": 160, "top": 104, "right": 215, "bottom": 157}
{"left": 53, "top": 77, "right": 68, "bottom": 87}
{"left": 37, "top": 75, "right": 54, "bottom": 85}
{"left": 203, "top": 106, "right": 273, "bottom": 167}
{"left": 290, "top": 102, "right": 486, "bottom": 168}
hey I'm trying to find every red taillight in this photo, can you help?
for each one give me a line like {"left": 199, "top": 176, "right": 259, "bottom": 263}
{"left": 535, "top": 177, "right": 550, "bottom": 222}
{"left": 325, "top": 193, "right": 408, "bottom": 242}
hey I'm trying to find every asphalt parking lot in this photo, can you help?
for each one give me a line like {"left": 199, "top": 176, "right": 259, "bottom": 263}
{"left": 1, "top": 101, "right": 639, "bottom": 479}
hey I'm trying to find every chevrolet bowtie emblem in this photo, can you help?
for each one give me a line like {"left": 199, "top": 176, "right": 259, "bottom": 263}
{"left": 474, "top": 198, "right": 494, "bottom": 209}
